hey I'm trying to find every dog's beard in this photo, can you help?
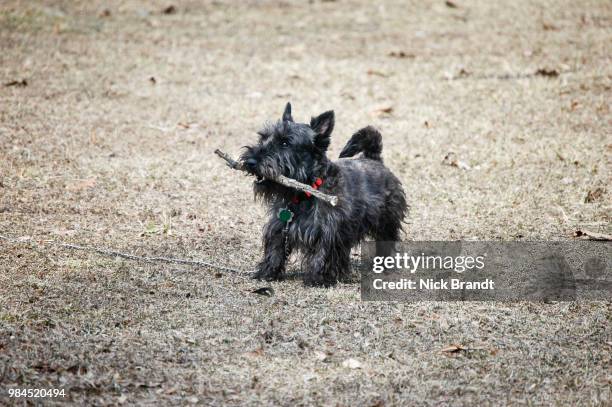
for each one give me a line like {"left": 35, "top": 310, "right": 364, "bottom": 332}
{"left": 253, "top": 180, "right": 289, "bottom": 203}
{"left": 251, "top": 157, "right": 313, "bottom": 203}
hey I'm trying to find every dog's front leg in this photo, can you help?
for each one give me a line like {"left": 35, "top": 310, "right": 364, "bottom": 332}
{"left": 253, "top": 218, "right": 290, "bottom": 281}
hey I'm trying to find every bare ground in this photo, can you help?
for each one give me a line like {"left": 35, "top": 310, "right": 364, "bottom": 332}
{"left": 1, "top": 0, "right": 611, "bottom": 405}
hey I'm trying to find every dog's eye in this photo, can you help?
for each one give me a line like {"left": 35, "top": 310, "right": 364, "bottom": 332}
{"left": 281, "top": 140, "right": 289, "bottom": 148}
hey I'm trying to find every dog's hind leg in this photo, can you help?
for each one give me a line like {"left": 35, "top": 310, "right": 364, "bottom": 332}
{"left": 302, "top": 240, "right": 352, "bottom": 287}
{"left": 301, "top": 243, "right": 335, "bottom": 287}
{"left": 373, "top": 200, "right": 405, "bottom": 258}
{"left": 326, "top": 244, "right": 351, "bottom": 282}
{"left": 373, "top": 222, "right": 401, "bottom": 259}
{"left": 302, "top": 246, "right": 332, "bottom": 287}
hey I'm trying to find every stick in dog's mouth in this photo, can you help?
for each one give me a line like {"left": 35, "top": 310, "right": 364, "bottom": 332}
{"left": 214, "top": 149, "right": 339, "bottom": 206}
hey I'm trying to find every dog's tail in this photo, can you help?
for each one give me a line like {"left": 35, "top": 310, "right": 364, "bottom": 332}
{"left": 339, "top": 126, "right": 383, "bottom": 161}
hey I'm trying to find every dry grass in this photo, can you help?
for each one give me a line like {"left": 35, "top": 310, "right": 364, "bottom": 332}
{"left": 1, "top": 0, "right": 611, "bottom": 405}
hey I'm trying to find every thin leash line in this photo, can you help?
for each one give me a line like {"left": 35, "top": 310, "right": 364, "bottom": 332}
{"left": 0, "top": 233, "right": 254, "bottom": 277}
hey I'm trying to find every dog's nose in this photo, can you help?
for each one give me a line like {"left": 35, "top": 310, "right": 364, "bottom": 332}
{"left": 245, "top": 158, "right": 257, "bottom": 170}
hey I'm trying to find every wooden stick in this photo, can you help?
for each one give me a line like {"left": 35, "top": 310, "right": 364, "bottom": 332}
{"left": 214, "top": 149, "right": 339, "bottom": 206}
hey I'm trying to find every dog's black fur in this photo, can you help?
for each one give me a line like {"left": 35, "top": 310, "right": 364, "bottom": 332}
{"left": 240, "top": 103, "right": 407, "bottom": 287}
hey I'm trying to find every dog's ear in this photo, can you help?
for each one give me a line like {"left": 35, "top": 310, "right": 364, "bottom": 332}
{"left": 282, "top": 102, "right": 293, "bottom": 122}
{"left": 310, "top": 110, "right": 334, "bottom": 151}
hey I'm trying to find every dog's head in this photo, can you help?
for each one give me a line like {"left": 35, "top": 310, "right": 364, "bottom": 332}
{"left": 240, "top": 103, "right": 334, "bottom": 199}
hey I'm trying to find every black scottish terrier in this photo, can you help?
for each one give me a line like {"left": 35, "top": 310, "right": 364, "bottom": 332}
{"left": 241, "top": 103, "right": 407, "bottom": 287}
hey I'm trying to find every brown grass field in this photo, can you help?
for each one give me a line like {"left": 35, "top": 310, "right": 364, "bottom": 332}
{"left": 1, "top": 0, "right": 611, "bottom": 405}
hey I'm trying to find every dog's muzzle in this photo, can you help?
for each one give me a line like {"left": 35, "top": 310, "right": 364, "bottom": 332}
{"left": 244, "top": 158, "right": 266, "bottom": 184}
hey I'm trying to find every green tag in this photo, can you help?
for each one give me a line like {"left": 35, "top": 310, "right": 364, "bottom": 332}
{"left": 278, "top": 208, "right": 294, "bottom": 223}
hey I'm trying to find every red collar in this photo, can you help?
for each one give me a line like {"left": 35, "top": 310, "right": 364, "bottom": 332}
{"left": 291, "top": 177, "right": 323, "bottom": 204}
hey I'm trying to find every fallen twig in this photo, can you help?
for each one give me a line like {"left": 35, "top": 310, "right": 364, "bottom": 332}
{"left": 4, "top": 79, "right": 28, "bottom": 87}
{"left": 214, "top": 149, "right": 339, "bottom": 206}
{"left": 445, "top": 68, "right": 575, "bottom": 82}
{"left": 573, "top": 230, "right": 612, "bottom": 241}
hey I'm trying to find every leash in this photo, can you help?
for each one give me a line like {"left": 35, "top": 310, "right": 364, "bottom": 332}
{"left": 0, "top": 233, "right": 252, "bottom": 277}
{"left": 282, "top": 221, "right": 291, "bottom": 263}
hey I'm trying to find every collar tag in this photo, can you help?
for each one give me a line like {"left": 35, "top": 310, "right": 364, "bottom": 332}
{"left": 278, "top": 208, "right": 294, "bottom": 223}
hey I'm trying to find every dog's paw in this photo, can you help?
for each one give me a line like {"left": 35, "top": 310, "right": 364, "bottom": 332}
{"left": 252, "top": 265, "right": 284, "bottom": 281}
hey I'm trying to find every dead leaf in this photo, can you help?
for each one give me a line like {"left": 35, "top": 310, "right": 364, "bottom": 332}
{"left": 162, "top": 5, "right": 177, "bottom": 14}
{"left": 245, "top": 347, "right": 264, "bottom": 358}
{"left": 342, "top": 358, "right": 362, "bottom": 369}
{"left": 445, "top": 1, "right": 458, "bottom": 8}
{"left": 367, "top": 69, "right": 390, "bottom": 78}
{"left": 441, "top": 344, "right": 465, "bottom": 353}
{"left": 573, "top": 230, "right": 612, "bottom": 241}
{"left": 444, "top": 67, "right": 470, "bottom": 80}
{"left": 584, "top": 187, "right": 605, "bottom": 203}
{"left": 570, "top": 100, "right": 579, "bottom": 111}
{"left": 100, "top": 9, "right": 111, "bottom": 17}
{"left": 535, "top": 68, "right": 559, "bottom": 77}
{"left": 442, "top": 152, "right": 471, "bottom": 170}
{"left": 378, "top": 107, "right": 393, "bottom": 114}
{"left": 251, "top": 287, "right": 274, "bottom": 297}
{"left": 388, "top": 51, "right": 415, "bottom": 59}
{"left": 372, "top": 106, "right": 393, "bottom": 117}
{"left": 4, "top": 79, "right": 27, "bottom": 87}
{"left": 457, "top": 68, "right": 470, "bottom": 77}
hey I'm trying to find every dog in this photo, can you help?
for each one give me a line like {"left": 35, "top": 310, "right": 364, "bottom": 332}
{"left": 240, "top": 103, "right": 407, "bottom": 287}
